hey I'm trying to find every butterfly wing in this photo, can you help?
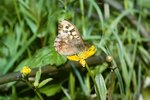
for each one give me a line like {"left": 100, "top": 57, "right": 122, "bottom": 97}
{"left": 54, "top": 20, "right": 85, "bottom": 56}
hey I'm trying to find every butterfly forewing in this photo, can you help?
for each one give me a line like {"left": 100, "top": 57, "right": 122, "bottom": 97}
{"left": 54, "top": 20, "right": 85, "bottom": 56}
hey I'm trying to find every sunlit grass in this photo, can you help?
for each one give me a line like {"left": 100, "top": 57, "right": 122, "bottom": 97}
{"left": 0, "top": 0, "right": 150, "bottom": 99}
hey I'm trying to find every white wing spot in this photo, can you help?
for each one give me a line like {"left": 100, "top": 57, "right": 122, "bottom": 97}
{"left": 72, "top": 32, "right": 77, "bottom": 35}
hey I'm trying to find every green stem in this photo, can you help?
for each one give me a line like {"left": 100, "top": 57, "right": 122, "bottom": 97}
{"left": 85, "top": 63, "right": 101, "bottom": 100}
{"left": 22, "top": 78, "right": 44, "bottom": 100}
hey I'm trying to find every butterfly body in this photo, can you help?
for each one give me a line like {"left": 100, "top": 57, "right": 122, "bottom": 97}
{"left": 54, "top": 20, "right": 85, "bottom": 56}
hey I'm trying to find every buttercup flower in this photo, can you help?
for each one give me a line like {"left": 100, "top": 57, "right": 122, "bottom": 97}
{"left": 67, "top": 45, "right": 96, "bottom": 67}
{"left": 20, "top": 66, "right": 31, "bottom": 76}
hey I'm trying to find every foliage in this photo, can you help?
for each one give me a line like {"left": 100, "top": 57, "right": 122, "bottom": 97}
{"left": 0, "top": 0, "right": 150, "bottom": 100}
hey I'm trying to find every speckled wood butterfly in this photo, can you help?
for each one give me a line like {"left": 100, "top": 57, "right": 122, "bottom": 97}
{"left": 54, "top": 20, "right": 86, "bottom": 56}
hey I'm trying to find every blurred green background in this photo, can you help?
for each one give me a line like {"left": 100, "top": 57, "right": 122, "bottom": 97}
{"left": 0, "top": 0, "right": 150, "bottom": 100}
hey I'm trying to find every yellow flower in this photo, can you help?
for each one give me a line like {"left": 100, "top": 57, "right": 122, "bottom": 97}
{"left": 20, "top": 66, "right": 31, "bottom": 76}
{"left": 67, "top": 45, "right": 96, "bottom": 67}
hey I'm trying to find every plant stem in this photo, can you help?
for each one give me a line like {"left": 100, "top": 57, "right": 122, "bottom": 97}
{"left": 85, "top": 63, "right": 101, "bottom": 100}
{"left": 23, "top": 79, "right": 44, "bottom": 100}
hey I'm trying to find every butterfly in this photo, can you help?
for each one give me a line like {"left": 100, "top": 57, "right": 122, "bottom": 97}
{"left": 54, "top": 20, "right": 96, "bottom": 67}
{"left": 54, "top": 20, "right": 86, "bottom": 56}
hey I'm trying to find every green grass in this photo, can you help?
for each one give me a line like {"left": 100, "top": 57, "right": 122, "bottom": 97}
{"left": 0, "top": 0, "right": 150, "bottom": 100}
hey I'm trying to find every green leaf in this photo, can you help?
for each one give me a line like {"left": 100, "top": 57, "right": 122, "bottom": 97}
{"left": 69, "top": 72, "right": 75, "bottom": 99}
{"left": 61, "top": 86, "right": 71, "bottom": 100}
{"left": 95, "top": 73, "right": 107, "bottom": 100}
{"left": 39, "top": 84, "right": 61, "bottom": 96}
{"left": 15, "top": 46, "right": 67, "bottom": 72}
{"left": 11, "top": 86, "right": 18, "bottom": 100}
{"left": 25, "top": 18, "right": 38, "bottom": 34}
{"left": 29, "top": 46, "right": 67, "bottom": 67}
{"left": 34, "top": 68, "right": 41, "bottom": 87}
{"left": 38, "top": 78, "right": 53, "bottom": 88}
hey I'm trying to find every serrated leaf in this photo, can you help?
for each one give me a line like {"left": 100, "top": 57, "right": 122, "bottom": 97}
{"left": 38, "top": 78, "right": 53, "bottom": 88}
{"left": 39, "top": 84, "right": 61, "bottom": 96}
{"left": 29, "top": 46, "right": 67, "bottom": 67}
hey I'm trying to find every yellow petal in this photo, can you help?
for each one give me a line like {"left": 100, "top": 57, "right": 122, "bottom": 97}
{"left": 84, "top": 45, "right": 96, "bottom": 59}
{"left": 79, "top": 59, "right": 86, "bottom": 67}
{"left": 66, "top": 45, "right": 96, "bottom": 67}
{"left": 67, "top": 55, "right": 80, "bottom": 61}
